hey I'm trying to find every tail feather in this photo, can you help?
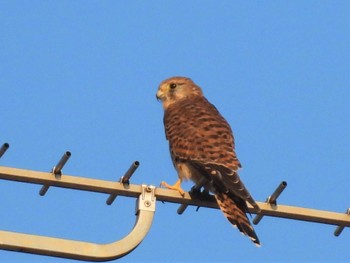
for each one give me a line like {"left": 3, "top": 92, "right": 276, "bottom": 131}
{"left": 215, "top": 192, "right": 261, "bottom": 246}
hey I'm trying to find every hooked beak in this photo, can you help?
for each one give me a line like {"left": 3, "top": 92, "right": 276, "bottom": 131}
{"left": 156, "top": 89, "right": 164, "bottom": 101}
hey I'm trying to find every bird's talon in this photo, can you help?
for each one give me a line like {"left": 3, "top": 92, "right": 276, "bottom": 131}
{"left": 160, "top": 180, "right": 185, "bottom": 197}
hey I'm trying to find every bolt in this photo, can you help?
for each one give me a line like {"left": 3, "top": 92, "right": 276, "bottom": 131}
{"left": 146, "top": 186, "right": 153, "bottom": 192}
{"left": 144, "top": 200, "right": 151, "bottom": 207}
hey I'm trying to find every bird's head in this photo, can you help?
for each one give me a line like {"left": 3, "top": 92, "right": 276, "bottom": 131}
{"left": 156, "top": 76, "right": 203, "bottom": 109}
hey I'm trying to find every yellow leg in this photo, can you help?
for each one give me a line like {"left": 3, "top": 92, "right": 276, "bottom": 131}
{"left": 161, "top": 179, "right": 185, "bottom": 196}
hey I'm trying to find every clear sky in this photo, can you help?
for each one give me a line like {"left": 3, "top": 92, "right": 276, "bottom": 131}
{"left": 1, "top": 1, "right": 349, "bottom": 262}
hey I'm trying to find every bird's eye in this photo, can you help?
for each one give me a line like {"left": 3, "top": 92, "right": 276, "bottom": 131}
{"left": 169, "top": 83, "right": 177, "bottom": 89}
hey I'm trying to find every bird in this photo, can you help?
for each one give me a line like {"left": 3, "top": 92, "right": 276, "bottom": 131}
{"left": 156, "top": 76, "right": 261, "bottom": 246}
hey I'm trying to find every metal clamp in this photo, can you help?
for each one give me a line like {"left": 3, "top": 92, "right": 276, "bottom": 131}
{"left": 253, "top": 181, "right": 287, "bottom": 225}
{"left": 137, "top": 185, "right": 156, "bottom": 213}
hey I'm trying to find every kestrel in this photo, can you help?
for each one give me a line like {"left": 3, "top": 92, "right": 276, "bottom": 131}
{"left": 156, "top": 76, "right": 261, "bottom": 246}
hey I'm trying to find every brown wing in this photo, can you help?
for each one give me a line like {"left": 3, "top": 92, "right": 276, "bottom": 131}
{"left": 164, "top": 96, "right": 258, "bottom": 209}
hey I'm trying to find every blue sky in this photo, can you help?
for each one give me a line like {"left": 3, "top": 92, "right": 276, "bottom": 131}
{"left": 1, "top": 1, "right": 349, "bottom": 262}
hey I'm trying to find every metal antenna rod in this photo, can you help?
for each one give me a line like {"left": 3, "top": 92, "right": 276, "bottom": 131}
{"left": 52, "top": 151, "right": 71, "bottom": 176}
{"left": 334, "top": 208, "right": 350, "bottom": 236}
{"left": 39, "top": 151, "right": 71, "bottom": 196}
{"left": 177, "top": 184, "right": 204, "bottom": 215}
{"left": 120, "top": 161, "right": 139, "bottom": 184}
{"left": 106, "top": 161, "right": 140, "bottom": 205}
{"left": 0, "top": 143, "right": 10, "bottom": 158}
{"left": 267, "top": 181, "right": 287, "bottom": 205}
{"left": 253, "top": 181, "right": 287, "bottom": 225}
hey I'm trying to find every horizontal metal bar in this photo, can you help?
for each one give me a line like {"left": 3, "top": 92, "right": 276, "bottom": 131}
{"left": 0, "top": 166, "right": 142, "bottom": 197}
{"left": 256, "top": 203, "right": 350, "bottom": 227}
{"left": 0, "top": 166, "right": 349, "bottom": 227}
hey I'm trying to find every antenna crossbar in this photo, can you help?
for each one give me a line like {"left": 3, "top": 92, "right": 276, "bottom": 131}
{"left": 0, "top": 166, "right": 349, "bottom": 227}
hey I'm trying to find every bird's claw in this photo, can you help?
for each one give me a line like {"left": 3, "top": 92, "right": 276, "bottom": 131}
{"left": 160, "top": 180, "right": 185, "bottom": 197}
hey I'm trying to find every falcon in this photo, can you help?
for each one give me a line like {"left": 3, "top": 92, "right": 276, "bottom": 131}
{"left": 156, "top": 76, "right": 261, "bottom": 246}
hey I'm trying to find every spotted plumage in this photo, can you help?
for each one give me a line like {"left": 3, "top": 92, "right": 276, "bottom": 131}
{"left": 156, "top": 76, "right": 260, "bottom": 246}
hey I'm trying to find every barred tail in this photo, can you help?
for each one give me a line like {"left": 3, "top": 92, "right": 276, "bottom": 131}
{"left": 215, "top": 192, "right": 260, "bottom": 246}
